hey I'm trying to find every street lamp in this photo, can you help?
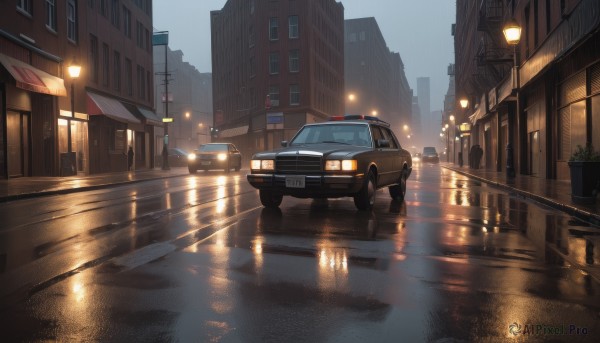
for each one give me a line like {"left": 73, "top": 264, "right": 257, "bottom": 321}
{"left": 348, "top": 93, "right": 356, "bottom": 102}
{"left": 459, "top": 98, "right": 469, "bottom": 109}
{"left": 67, "top": 59, "right": 81, "bottom": 174}
{"left": 371, "top": 110, "right": 378, "bottom": 116}
{"left": 503, "top": 18, "right": 521, "bottom": 178}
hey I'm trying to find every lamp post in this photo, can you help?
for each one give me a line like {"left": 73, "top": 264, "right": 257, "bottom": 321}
{"left": 503, "top": 18, "right": 521, "bottom": 178}
{"left": 67, "top": 59, "right": 81, "bottom": 175}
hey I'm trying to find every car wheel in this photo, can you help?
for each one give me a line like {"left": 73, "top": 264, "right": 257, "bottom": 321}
{"left": 259, "top": 189, "right": 283, "bottom": 208}
{"left": 188, "top": 166, "right": 197, "bottom": 174}
{"left": 389, "top": 169, "right": 407, "bottom": 201}
{"left": 354, "top": 170, "right": 376, "bottom": 211}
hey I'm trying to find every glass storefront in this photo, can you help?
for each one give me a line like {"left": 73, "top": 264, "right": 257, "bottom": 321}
{"left": 58, "top": 118, "right": 89, "bottom": 175}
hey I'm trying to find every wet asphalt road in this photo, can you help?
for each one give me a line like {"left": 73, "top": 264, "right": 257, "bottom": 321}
{"left": 0, "top": 163, "right": 599, "bottom": 342}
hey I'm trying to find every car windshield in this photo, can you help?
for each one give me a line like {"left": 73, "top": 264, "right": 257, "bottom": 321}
{"left": 290, "top": 124, "right": 371, "bottom": 147}
{"left": 198, "top": 144, "right": 228, "bottom": 152}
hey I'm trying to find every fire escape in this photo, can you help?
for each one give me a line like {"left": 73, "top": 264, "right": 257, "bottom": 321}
{"left": 472, "top": 0, "right": 512, "bottom": 92}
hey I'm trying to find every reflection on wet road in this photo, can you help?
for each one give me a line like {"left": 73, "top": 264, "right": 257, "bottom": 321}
{"left": 1, "top": 165, "right": 599, "bottom": 342}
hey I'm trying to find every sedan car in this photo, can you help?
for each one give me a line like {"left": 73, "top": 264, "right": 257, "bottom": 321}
{"left": 187, "top": 143, "right": 242, "bottom": 173}
{"left": 422, "top": 146, "right": 440, "bottom": 163}
{"left": 247, "top": 115, "right": 412, "bottom": 210}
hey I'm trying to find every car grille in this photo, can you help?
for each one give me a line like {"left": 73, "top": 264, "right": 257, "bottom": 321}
{"left": 276, "top": 155, "right": 322, "bottom": 174}
{"left": 198, "top": 154, "right": 216, "bottom": 160}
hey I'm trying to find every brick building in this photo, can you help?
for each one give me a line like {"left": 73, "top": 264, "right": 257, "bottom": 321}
{"left": 0, "top": 0, "right": 160, "bottom": 178}
{"left": 344, "top": 17, "right": 412, "bottom": 139}
{"left": 210, "top": 0, "right": 345, "bottom": 162}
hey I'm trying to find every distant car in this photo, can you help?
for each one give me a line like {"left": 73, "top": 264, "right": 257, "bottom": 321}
{"left": 422, "top": 146, "right": 439, "bottom": 163}
{"left": 413, "top": 152, "right": 422, "bottom": 162}
{"left": 187, "top": 143, "right": 242, "bottom": 173}
{"left": 247, "top": 115, "right": 413, "bottom": 210}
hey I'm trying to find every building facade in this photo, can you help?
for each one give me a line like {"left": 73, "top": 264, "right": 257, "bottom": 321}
{"left": 455, "top": 0, "right": 600, "bottom": 180}
{"left": 344, "top": 17, "right": 412, "bottom": 137}
{"left": 210, "top": 0, "right": 345, "bottom": 162}
{"left": 0, "top": 0, "right": 159, "bottom": 178}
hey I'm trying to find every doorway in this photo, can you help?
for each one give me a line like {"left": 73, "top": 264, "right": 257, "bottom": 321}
{"left": 7, "top": 111, "right": 30, "bottom": 177}
{"left": 529, "top": 130, "right": 540, "bottom": 176}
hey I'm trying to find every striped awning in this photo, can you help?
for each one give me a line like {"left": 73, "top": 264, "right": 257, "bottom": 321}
{"left": 0, "top": 53, "right": 67, "bottom": 96}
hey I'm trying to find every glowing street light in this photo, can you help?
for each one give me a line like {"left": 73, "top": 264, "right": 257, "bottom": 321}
{"left": 459, "top": 99, "right": 469, "bottom": 109}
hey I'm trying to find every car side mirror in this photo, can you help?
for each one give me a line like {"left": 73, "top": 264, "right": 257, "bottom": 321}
{"left": 281, "top": 140, "right": 288, "bottom": 147}
{"left": 377, "top": 139, "right": 390, "bottom": 148}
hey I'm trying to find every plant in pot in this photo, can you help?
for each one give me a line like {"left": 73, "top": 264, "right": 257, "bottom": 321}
{"left": 568, "top": 143, "right": 600, "bottom": 204}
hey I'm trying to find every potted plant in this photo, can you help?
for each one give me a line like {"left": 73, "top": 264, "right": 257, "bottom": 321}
{"left": 568, "top": 143, "right": 600, "bottom": 203}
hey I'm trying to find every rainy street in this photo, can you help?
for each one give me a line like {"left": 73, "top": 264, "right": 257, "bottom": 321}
{"left": 0, "top": 163, "right": 599, "bottom": 342}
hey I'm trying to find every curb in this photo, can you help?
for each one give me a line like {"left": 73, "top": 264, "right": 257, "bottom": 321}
{"left": 442, "top": 166, "right": 600, "bottom": 226}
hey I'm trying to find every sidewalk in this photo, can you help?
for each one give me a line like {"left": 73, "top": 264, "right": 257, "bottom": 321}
{"left": 442, "top": 163, "right": 600, "bottom": 226}
{"left": 0, "top": 167, "right": 189, "bottom": 203}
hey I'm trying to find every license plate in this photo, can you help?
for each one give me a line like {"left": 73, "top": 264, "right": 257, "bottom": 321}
{"left": 285, "top": 175, "right": 305, "bottom": 188}
{"left": 201, "top": 161, "right": 211, "bottom": 166}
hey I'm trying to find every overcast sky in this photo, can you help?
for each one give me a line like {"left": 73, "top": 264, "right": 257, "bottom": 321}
{"left": 153, "top": 0, "right": 456, "bottom": 112}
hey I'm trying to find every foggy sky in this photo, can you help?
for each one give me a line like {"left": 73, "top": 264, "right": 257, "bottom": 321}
{"left": 153, "top": 0, "right": 456, "bottom": 113}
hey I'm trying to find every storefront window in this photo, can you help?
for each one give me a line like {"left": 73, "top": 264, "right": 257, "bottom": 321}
{"left": 593, "top": 95, "right": 600, "bottom": 151}
{"left": 58, "top": 118, "right": 69, "bottom": 153}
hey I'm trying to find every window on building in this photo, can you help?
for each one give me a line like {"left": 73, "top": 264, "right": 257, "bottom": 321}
{"left": 145, "top": 28, "right": 150, "bottom": 52}
{"left": 249, "top": 25, "right": 255, "bottom": 47}
{"left": 269, "top": 17, "right": 279, "bottom": 41}
{"left": 290, "top": 84, "right": 300, "bottom": 105}
{"left": 136, "top": 21, "right": 144, "bottom": 49}
{"left": 269, "top": 85, "right": 280, "bottom": 107}
{"left": 100, "top": 0, "right": 108, "bottom": 17}
{"left": 17, "top": 0, "right": 32, "bottom": 16}
{"left": 125, "top": 58, "right": 132, "bottom": 95}
{"left": 269, "top": 53, "right": 279, "bottom": 74}
{"left": 533, "top": 0, "right": 539, "bottom": 47}
{"left": 289, "top": 49, "right": 299, "bottom": 73}
{"left": 90, "top": 35, "right": 99, "bottom": 82}
{"left": 102, "top": 43, "right": 110, "bottom": 87}
{"left": 114, "top": 51, "right": 121, "bottom": 91}
{"left": 249, "top": 56, "right": 256, "bottom": 77}
{"left": 123, "top": 6, "right": 131, "bottom": 38}
{"left": 289, "top": 16, "right": 299, "bottom": 39}
{"left": 147, "top": 70, "right": 152, "bottom": 102}
{"left": 359, "top": 31, "right": 366, "bottom": 41}
{"left": 67, "top": 0, "right": 77, "bottom": 42}
{"left": 347, "top": 32, "right": 357, "bottom": 43}
{"left": 137, "top": 65, "right": 146, "bottom": 100}
{"left": 46, "top": 0, "right": 57, "bottom": 31}
{"left": 111, "top": 0, "right": 120, "bottom": 28}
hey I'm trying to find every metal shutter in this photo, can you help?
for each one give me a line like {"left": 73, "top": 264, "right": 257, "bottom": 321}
{"left": 559, "top": 71, "right": 586, "bottom": 106}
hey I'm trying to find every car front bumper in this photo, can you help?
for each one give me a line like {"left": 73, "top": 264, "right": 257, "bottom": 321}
{"left": 247, "top": 173, "right": 365, "bottom": 197}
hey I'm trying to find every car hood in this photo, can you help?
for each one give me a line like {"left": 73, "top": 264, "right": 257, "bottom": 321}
{"left": 252, "top": 144, "right": 370, "bottom": 159}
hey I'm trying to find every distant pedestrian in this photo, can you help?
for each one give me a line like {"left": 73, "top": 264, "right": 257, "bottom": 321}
{"left": 127, "top": 146, "right": 134, "bottom": 171}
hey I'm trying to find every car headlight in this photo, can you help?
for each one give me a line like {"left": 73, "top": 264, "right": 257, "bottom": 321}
{"left": 188, "top": 153, "right": 196, "bottom": 161}
{"left": 325, "top": 160, "right": 357, "bottom": 171}
{"left": 217, "top": 153, "right": 228, "bottom": 161}
{"left": 251, "top": 159, "right": 274, "bottom": 171}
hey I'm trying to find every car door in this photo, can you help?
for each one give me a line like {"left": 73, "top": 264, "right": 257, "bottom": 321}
{"left": 370, "top": 126, "right": 394, "bottom": 186}
{"left": 381, "top": 127, "right": 403, "bottom": 182}
{"left": 229, "top": 144, "right": 242, "bottom": 167}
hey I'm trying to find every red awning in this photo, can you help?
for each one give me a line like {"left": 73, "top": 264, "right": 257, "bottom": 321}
{"left": 87, "top": 92, "right": 141, "bottom": 124}
{"left": 0, "top": 53, "right": 67, "bottom": 96}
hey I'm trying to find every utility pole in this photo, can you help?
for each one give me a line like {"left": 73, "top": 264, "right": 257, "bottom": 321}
{"left": 152, "top": 31, "right": 171, "bottom": 170}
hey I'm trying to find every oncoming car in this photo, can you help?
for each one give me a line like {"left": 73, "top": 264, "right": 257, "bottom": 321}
{"left": 247, "top": 115, "right": 412, "bottom": 210}
{"left": 422, "top": 146, "right": 440, "bottom": 163}
{"left": 187, "top": 143, "right": 242, "bottom": 173}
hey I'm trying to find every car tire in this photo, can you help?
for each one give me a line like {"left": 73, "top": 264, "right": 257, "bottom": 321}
{"left": 354, "top": 170, "right": 376, "bottom": 211}
{"left": 389, "top": 169, "right": 407, "bottom": 201}
{"left": 188, "top": 166, "right": 197, "bottom": 174}
{"left": 259, "top": 190, "right": 283, "bottom": 208}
